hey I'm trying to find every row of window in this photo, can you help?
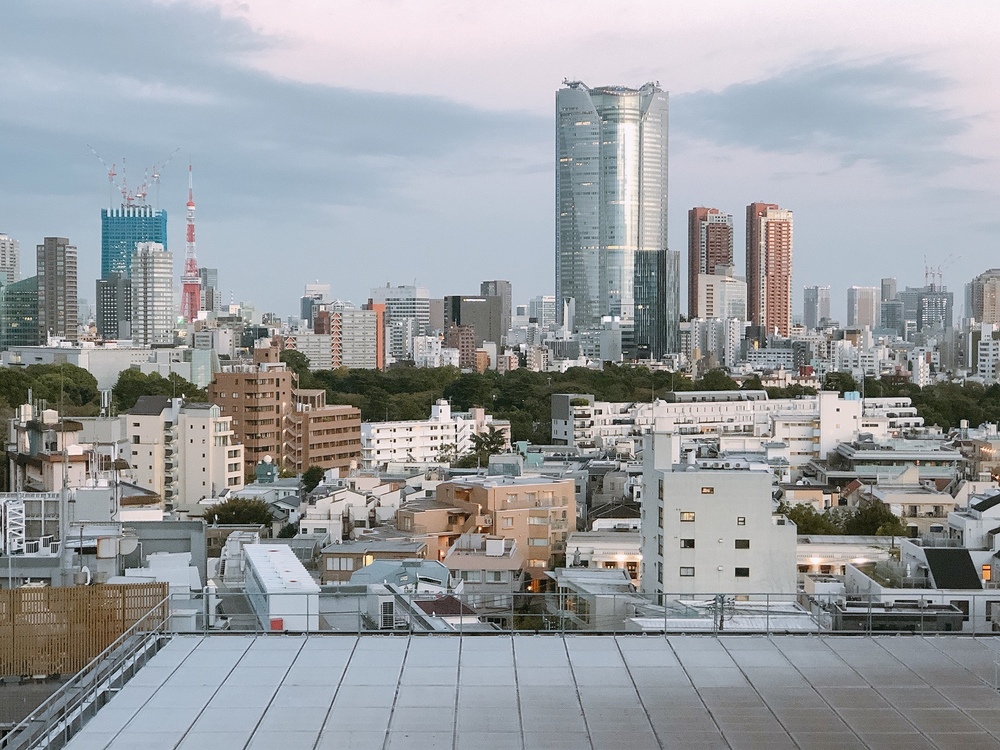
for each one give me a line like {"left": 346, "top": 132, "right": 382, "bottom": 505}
{"left": 680, "top": 539, "right": 750, "bottom": 549}
{"left": 680, "top": 567, "right": 750, "bottom": 577}
{"left": 680, "top": 511, "right": 746, "bottom": 525}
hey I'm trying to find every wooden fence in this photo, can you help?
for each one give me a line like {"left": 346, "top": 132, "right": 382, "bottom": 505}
{"left": 0, "top": 583, "right": 169, "bottom": 677}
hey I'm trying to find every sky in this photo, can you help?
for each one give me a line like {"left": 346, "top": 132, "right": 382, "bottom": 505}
{"left": 2, "top": 0, "right": 998, "bottom": 321}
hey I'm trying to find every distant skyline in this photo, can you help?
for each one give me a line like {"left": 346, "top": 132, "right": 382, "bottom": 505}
{"left": 2, "top": 1, "right": 997, "bottom": 322}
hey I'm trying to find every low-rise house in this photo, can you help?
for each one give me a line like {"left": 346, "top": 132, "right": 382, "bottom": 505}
{"left": 320, "top": 539, "right": 427, "bottom": 585}
{"left": 565, "top": 530, "right": 641, "bottom": 587}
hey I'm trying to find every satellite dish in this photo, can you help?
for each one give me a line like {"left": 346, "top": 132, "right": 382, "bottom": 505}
{"left": 119, "top": 537, "right": 139, "bottom": 555}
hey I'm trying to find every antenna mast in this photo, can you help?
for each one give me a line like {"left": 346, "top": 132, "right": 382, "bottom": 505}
{"left": 180, "top": 163, "right": 203, "bottom": 323}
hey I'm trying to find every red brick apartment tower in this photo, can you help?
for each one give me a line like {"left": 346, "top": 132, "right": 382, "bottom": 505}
{"left": 746, "top": 202, "right": 793, "bottom": 336}
{"left": 687, "top": 207, "right": 734, "bottom": 318}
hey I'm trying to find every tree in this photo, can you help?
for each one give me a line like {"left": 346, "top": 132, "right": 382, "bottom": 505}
{"left": 277, "top": 522, "right": 298, "bottom": 538}
{"left": 843, "top": 501, "right": 906, "bottom": 536}
{"left": 280, "top": 350, "right": 316, "bottom": 389}
{"left": 698, "top": 369, "right": 739, "bottom": 391}
{"left": 203, "top": 497, "right": 274, "bottom": 528}
{"left": 302, "top": 465, "right": 325, "bottom": 494}
{"left": 779, "top": 503, "right": 841, "bottom": 535}
{"left": 112, "top": 370, "right": 206, "bottom": 412}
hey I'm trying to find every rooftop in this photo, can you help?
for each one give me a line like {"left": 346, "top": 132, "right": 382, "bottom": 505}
{"left": 61, "top": 633, "right": 1000, "bottom": 750}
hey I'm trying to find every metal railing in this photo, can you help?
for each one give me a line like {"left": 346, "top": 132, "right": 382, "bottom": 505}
{"left": 1, "top": 595, "right": 171, "bottom": 750}
{"left": 166, "top": 587, "right": 1000, "bottom": 638}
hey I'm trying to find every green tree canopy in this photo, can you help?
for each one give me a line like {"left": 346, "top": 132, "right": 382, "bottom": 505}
{"left": 203, "top": 497, "right": 273, "bottom": 527}
{"left": 843, "top": 501, "right": 906, "bottom": 536}
{"left": 779, "top": 503, "right": 841, "bottom": 535}
{"left": 113, "top": 370, "right": 206, "bottom": 412}
{"left": 302, "top": 465, "right": 325, "bottom": 494}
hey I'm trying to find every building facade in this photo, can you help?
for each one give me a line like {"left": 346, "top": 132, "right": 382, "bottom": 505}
{"left": 847, "top": 286, "right": 879, "bottom": 330}
{"left": 687, "top": 208, "right": 734, "bottom": 319}
{"left": 0, "top": 276, "right": 39, "bottom": 349}
{"left": 0, "top": 233, "right": 20, "bottom": 284}
{"left": 287, "top": 389, "right": 362, "bottom": 474}
{"left": 746, "top": 203, "right": 793, "bottom": 336}
{"left": 95, "top": 273, "right": 132, "bottom": 340}
{"left": 130, "top": 242, "right": 173, "bottom": 346}
{"left": 36, "top": 237, "right": 78, "bottom": 343}
{"left": 803, "top": 285, "right": 830, "bottom": 330}
{"left": 556, "top": 80, "right": 677, "bottom": 358}
{"left": 101, "top": 205, "right": 167, "bottom": 279}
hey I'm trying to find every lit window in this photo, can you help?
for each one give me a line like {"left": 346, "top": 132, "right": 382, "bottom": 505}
{"left": 680, "top": 512, "right": 695, "bottom": 522}
{"left": 737, "top": 517, "right": 746, "bottom": 526}
{"left": 701, "top": 487, "right": 714, "bottom": 495}
{"left": 984, "top": 564, "right": 992, "bottom": 582}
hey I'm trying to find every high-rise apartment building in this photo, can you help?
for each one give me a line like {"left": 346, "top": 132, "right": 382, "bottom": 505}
{"left": 696, "top": 269, "right": 746, "bottom": 321}
{"left": 36, "top": 237, "right": 78, "bottom": 343}
{"left": 687, "top": 208, "right": 734, "bottom": 318}
{"left": 130, "top": 242, "right": 174, "bottom": 346}
{"left": 803, "top": 285, "right": 831, "bottom": 330}
{"left": 0, "top": 233, "right": 20, "bottom": 284}
{"left": 746, "top": 203, "right": 793, "bottom": 336}
{"left": 480, "top": 280, "right": 512, "bottom": 342}
{"left": 847, "top": 286, "right": 880, "bottom": 329}
{"left": 199, "top": 267, "right": 221, "bottom": 312}
{"left": 556, "top": 81, "right": 678, "bottom": 358}
{"left": 101, "top": 205, "right": 167, "bottom": 279}
{"left": 970, "top": 269, "right": 1000, "bottom": 324}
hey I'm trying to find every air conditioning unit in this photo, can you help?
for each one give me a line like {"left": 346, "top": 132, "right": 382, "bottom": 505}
{"left": 24, "top": 540, "right": 39, "bottom": 554}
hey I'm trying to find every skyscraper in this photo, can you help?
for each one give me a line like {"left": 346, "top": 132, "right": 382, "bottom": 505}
{"left": 687, "top": 208, "right": 734, "bottom": 318}
{"left": 480, "top": 280, "right": 512, "bottom": 342}
{"left": 199, "top": 267, "right": 221, "bottom": 312}
{"left": 970, "top": 269, "right": 1000, "bottom": 324}
{"left": 0, "top": 276, "right": 39, "bottom": 349}
{"left": 131, "top": 242, "right": 174, "bottom": 346}
{"left": 556, "top": 81, "right": 677, "bottom": 358}
{"left": 0, "top": 233, "right": 20, "bottom": 284}
{"left": 803, "top": 285, "right": 830, "bottom": 330}
{"left": 101, "top": 205, "right": 167, "bottom": 279}
{"left": 881, "top": 277, "right": 897, "bottom": 302}
{"left": 37, "top": 237, "right": 78, "bottom": 343}
{"left": 96, "top": 273, "right": 132, "bottom": 339}
{"left": 746, "top": 203, "right": 793, "bottom": 336}
{"left": 847, "top": 286, "right": 880, "bottom": 329}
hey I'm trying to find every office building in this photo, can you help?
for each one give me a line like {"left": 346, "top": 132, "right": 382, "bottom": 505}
{"left": 696, "top": 269, "right": 746, "bottom": 321}
{"left": 199, "top": 267, "right": 221, "bottom": 312}
{"left": 556, "top": 81, "right": 677, "bottom": 358}
{"left": 881, "top": 277, "right": 897, "bottom": 302}
{"left": 803, "top": 285, "right": 830, "bottom": 330}
{"left": 480, "top": 280, "right": 512, "bottom": 341}
{"left": 101, "top": 205, "right": 167, "bottom": 279}
{"left": 95, "top": 273, "right": 132, "bottom": 340}
{"left": 687, "top": 208, "right": 734, "bottom": 318}
{"left": 846, "top": 286, "right": 879, "bottom": 329}
{"left": 36, "top": 237, "right": 78, "bottom": 343}
{"left": 881, "top": 299, "right": 906, "bottom": 338}
{"left": 0, "top": 276, "right": 39, "bottom": 349}
{"left": 970, "top": 269, "right": 1000, "bottom": 324}
{"left": 0, "top": 233, "right": 20, "bottom": 284}
{"left": 130, "top": 242, "right": 174, "bottom": 346}
{"left": 369, "top": 284, "right": 431, "bottom": 361}
{"left": 300, "top": 282, "right": 330, "bottom": 329}
{"left": 746, "top": 203, "right": 793, "bottom": 336}
{"left": 528, "top": 295, "right": 557, "bottom": 329}
{"left": 444, "top": 295, "right": 504, "bottom": 349}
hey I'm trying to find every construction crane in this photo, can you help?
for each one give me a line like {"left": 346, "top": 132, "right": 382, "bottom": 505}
{"left": 88, "top": 145, "right": 180, "bottom": 208}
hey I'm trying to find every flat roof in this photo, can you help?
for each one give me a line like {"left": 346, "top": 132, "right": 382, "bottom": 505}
{"left": 62, "top": 634, "right": 1000, "bottom": 750}
{"left": 243, "top": 544, "right": 320, "bottom": 594}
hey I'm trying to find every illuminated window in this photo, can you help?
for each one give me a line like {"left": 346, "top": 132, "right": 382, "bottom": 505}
{"left": 700, "top": 487, "right": 714, "bottom": 495}
{"left": 680, "top": 512, "right": 695, "bottom": 522}
{"left": 984, "top": 564, "right": 993, "bottom": 582}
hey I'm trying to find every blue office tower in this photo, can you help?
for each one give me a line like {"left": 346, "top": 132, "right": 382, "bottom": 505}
{"left": 101, "top": 205, "right": 167, "bottom": 278}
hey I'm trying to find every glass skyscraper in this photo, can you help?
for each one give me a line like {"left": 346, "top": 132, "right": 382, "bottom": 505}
{"left": 556, "top": 81, "right": 678, "bottom": 358}
{"left": 101, "top": 205, "right": 167, "bottom": 279}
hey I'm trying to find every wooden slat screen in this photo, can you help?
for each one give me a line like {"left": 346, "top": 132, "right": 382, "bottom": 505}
{"left": 0, "top": 583, "right": 169, "bottom": 677}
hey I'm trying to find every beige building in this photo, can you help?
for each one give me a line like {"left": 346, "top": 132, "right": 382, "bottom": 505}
{"left": 287, "top": 389, "right": 361, "bottom": 474}
{"left": 209, "top": 346, "right": 295, "bottom": 475}
{"left": 436, "top": 475, "right": 575, "bottom": 584}
{"left": 126, "top": 396, "right": 243, "bottom": 512}
{"left": 320, "top": 539, "right": 426, "bottom": 585}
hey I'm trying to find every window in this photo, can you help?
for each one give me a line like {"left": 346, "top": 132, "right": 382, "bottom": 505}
{"left": 984, "top": 564, "right": 992, "bottom": 582}
{"left": 737, "top": 517, "right": 746, "bottom": 526}
{"left": 679, "top": 567, "right": 695, "bottom": 577}
{"left": 735, "top": 539, "right": 750, "bottom": 549}
{"left": 950, "top": 599, "right": 970, "bottom": 622}
{"left": 132, "top": 435, "right": 140, "bottom": 444}
{"left": 528, "top": 538, "right": 548, "bottom": 546}
{"left": 735, "top": 567, "right": 750, "bottom": 577}
{"left": 680, "top": 512, "right": 695, "bottom": 522}
{"left": 680, "top": 539, "right": 695, "bottom": 549}
{"left": 502, "top": 516, "right": 514, "bottom": 528}
{"left": 700, "top": 487, "right": 714, "bottom": 495}
{"left": 528, "top": 516, "right": 548, "bottom": 525}
{"left": 658, "top": 479, "right": 664, "bottom": 500}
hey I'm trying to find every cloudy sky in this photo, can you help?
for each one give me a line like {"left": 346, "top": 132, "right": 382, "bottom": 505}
{"left": 2, "top": 0, "right": 998, "bottom": 320}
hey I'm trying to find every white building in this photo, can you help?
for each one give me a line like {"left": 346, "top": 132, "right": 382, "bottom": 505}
{"left": 131, "top": 242, "right": 174, "bottom": 346}
{"left": 286, "top": 330, "right": 333, "bottom": 370}
{"left": 566, "top": 530, "right": 641, "bottom": 587}
{"left": 640, "top": 432, "right": 797, "bottom": 597}
{"left": 331, "top": 305, "right": 379, "bottom": 369}
{"left": 847, "top": 286, "right": 880, "bottom": 329}
{"left": 697, "top": 272, "right": 746, "bottom": 321}
{"left": 243, "top": 544, "right": 320, "bottom": 631}
{"left": 688, "top": 317, "right": 743, "bottom": 368}
{"left": 126, "top": 396, "right": 243, "bottom": 512}
{"left": 0, "top": 232, "right": 19, "bottom": 283}
{"left": 361, "top": 399, "right": 510, "bottom": 469}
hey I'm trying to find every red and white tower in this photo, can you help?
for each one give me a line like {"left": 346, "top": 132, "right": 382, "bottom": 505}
{"left": 179, "top": 164, "right": 202, "bottom": 323}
